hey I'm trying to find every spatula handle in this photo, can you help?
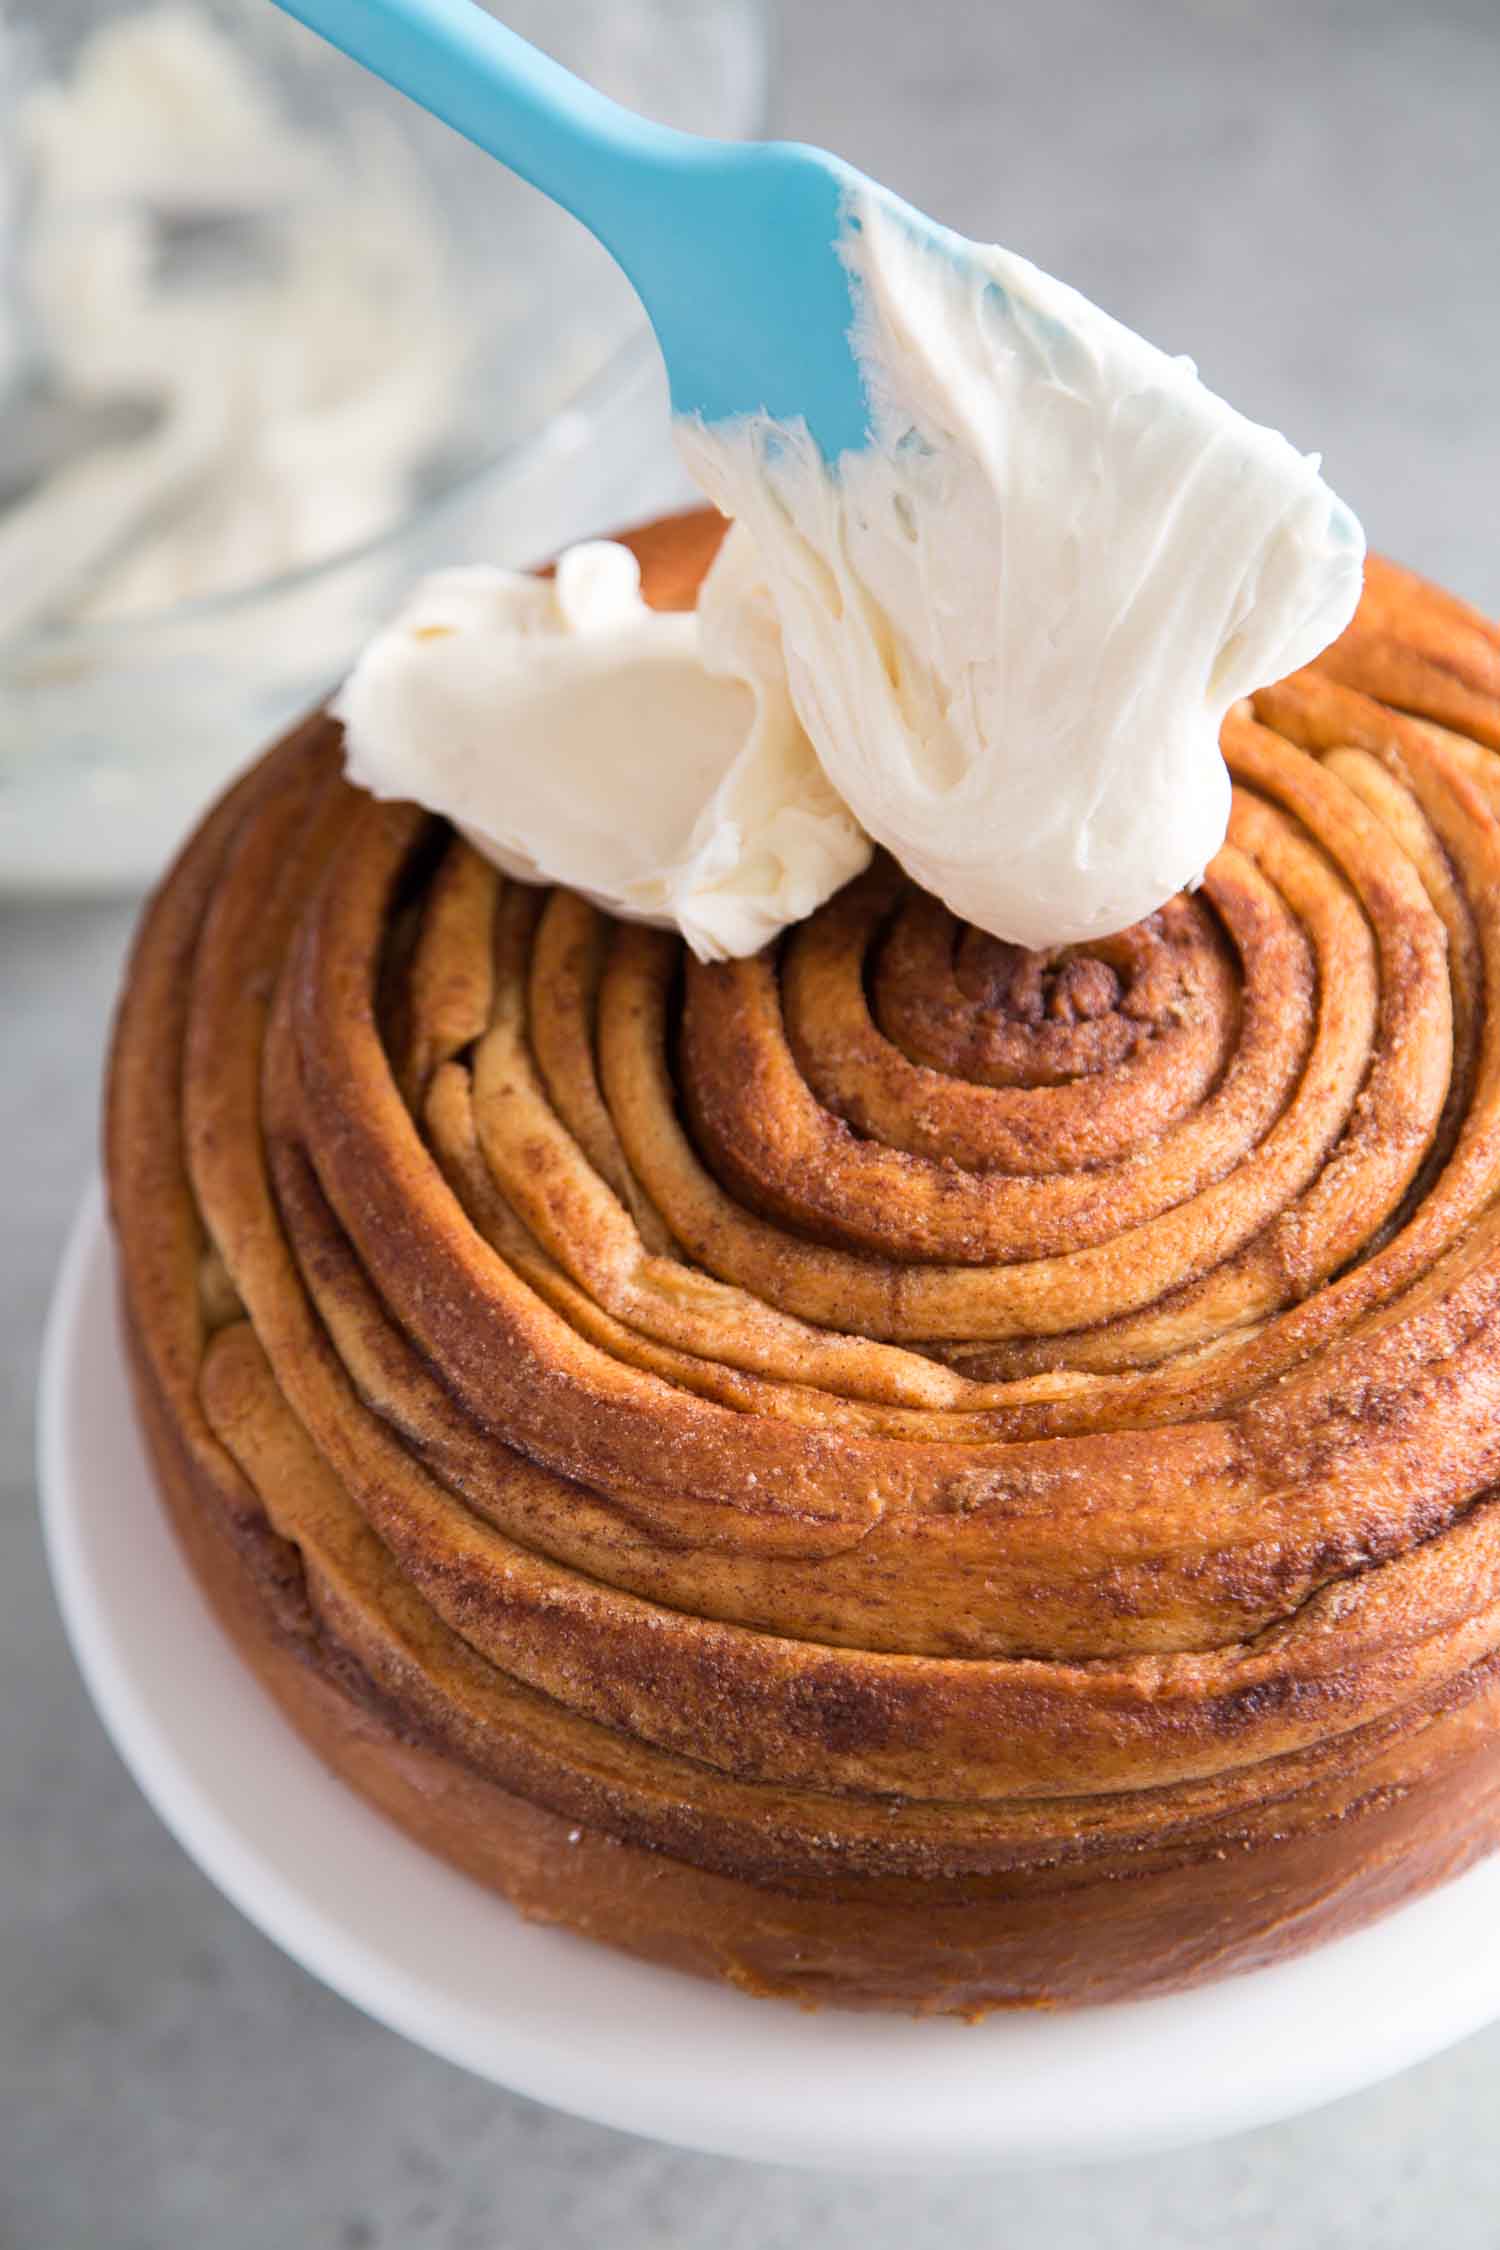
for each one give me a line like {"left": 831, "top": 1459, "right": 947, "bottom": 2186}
{"left": 268, "top": 0, "right": 690, "bottom": 250}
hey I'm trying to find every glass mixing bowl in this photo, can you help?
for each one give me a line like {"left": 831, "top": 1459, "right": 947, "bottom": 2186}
{"left": 0, "top": 0, "right": 766, "bottom": 892}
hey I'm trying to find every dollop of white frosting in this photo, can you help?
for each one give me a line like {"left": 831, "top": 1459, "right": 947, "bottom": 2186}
{"left": 680, "top": 193, "right": 1366, "bottom": 950}
{"left": 333, "top": 537, "right": 870, "bottom": 961}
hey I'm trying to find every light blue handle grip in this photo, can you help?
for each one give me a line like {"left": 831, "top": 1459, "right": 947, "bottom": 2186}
{"left": 270, "top": 0, "right": 691, "bottom": 260}
{"left": 268, "top": 0, "right": 874, "bottom": 455}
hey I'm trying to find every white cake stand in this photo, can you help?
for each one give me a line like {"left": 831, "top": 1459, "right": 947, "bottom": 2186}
{"left": 39, "top": 1183, "right": 1500, "bottom": 2173}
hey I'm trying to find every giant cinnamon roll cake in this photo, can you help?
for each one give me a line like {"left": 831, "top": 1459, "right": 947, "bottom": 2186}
{"left": 108, "top": 509, "right": 1500, "bottom": 2013}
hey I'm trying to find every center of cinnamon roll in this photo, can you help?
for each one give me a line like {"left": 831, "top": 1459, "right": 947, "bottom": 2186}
{"left": 863, "top": 877, "right": 1233, "bottom": 1094}
{"left": 955, "top": 940, "right": 1123, "bottom": 1028}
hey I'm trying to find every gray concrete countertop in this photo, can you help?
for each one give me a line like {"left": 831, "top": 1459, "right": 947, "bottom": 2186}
{"left": 4, "top": 2, "right": 1499, "bottom": 2242}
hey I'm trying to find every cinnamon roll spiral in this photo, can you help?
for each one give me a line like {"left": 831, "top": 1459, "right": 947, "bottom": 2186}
{"left": 108, "top": 511, "right": 1500, "bottom": 2012}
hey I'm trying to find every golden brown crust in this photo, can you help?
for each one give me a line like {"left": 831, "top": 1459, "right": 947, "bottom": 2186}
{"left": 107, "top": 510, "right": 1500, "bottom": 2011}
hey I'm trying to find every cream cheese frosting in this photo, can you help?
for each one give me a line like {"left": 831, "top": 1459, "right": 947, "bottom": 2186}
{"left": 337, "top": 189, "right": 1365, "bottom": 959}
{"left": 680, "top": 192, "right": 1366, "bottom": 951}
{"left": 333, "top": 535, "right": 870, "bottom": 961}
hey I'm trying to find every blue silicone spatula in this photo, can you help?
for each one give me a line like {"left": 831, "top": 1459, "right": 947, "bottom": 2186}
{"left": 266, "top": 0, "right": 887, "bottom": 459}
